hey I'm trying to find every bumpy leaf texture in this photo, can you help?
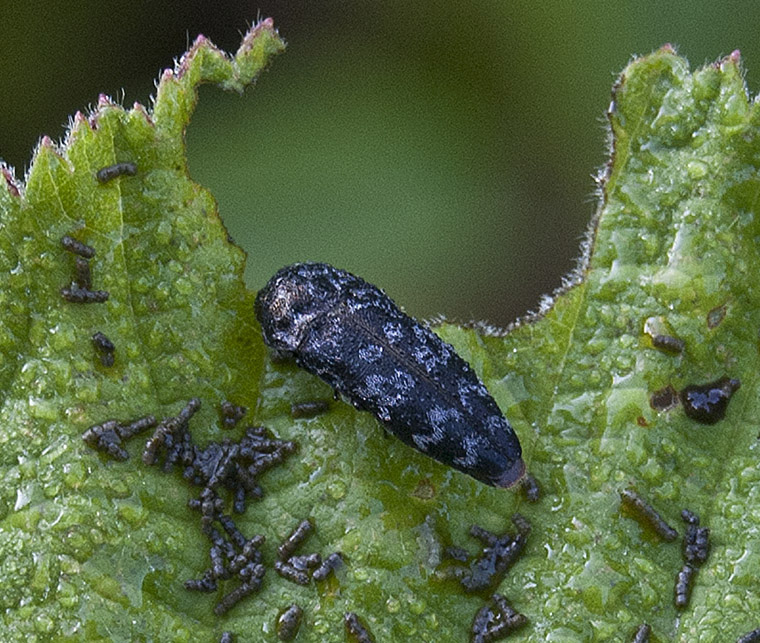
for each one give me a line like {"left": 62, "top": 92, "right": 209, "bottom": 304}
{"left": 0, "top": 25, "right": 757, "bottom": 643}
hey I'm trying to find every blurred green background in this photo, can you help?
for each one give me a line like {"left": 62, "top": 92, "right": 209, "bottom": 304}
{"left": 1, "top": 2, "right": 758, "bottom": 326}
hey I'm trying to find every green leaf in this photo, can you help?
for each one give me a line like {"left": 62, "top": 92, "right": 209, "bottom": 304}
{"left": 0, "top": 27, "right": 757, "bottom": 643}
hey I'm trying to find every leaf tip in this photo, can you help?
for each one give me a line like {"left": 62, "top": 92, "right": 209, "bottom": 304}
{"left": 177, "top": 33, "right": 227, "bottom": 79}
{"left": 717, "top": 49, "right": 742, "bottom": 70}
{"left": 1, "top": 165, "right": 20, "bottom": 197}
{"left": 65, "top": 111, "right": 94, "bottom": 145}
{"left": 192, "top": 33, "right": 210, "bottom": 47}
{"left": 237, "top": 16, "right": 286, "bottom": 56}
{"left": 97, "top": 93, "right": 115, "bottom": 108}
{"left": 129, "top": 101, "right": 154, "bottom": 125}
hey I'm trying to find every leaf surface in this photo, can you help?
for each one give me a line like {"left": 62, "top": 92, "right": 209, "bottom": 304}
{"left": 0, "top": 30, "right": 757, "bottom": 643}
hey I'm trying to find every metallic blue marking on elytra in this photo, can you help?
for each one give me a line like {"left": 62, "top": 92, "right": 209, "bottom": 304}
{"left": 254, "top": 262, "right": 524, "bottom": 488}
